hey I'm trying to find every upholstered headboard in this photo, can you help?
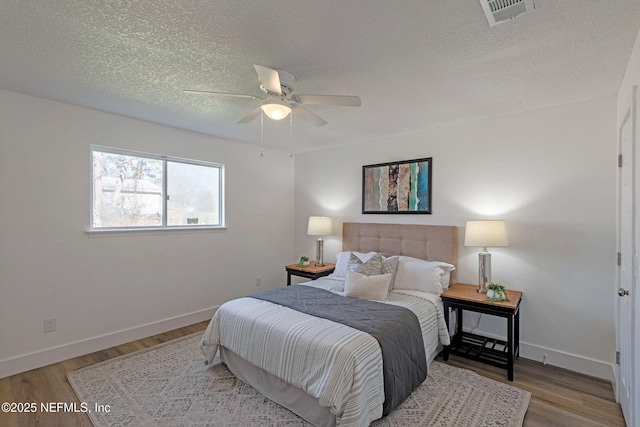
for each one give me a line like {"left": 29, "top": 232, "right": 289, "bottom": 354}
{"left": 342, "top": 222, "right": 458, "bottom": 283}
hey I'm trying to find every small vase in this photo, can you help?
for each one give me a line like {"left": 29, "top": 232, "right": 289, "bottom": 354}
{"left": 487, "top": 289, "right": 495, "bottom": 299}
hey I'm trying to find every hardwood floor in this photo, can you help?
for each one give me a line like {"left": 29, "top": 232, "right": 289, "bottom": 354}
{"left": 0, "top": 322, "right": 625, "bottom": 427}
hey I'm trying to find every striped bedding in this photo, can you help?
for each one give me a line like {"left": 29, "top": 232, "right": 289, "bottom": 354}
{"left": 200, "top": 277, "right": 450, "bottom": 427}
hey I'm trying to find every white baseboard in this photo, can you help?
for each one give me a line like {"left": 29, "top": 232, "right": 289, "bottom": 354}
{"left": 519, "top": 342, "right": 615, "bottom": 383}
{"left": 465, "top": 327, "right": 615, "bottom": 383}
{"left": 0, "top": 306, "right": 218, "bottom": 379}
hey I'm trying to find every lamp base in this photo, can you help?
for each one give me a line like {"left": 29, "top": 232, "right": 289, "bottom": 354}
{"left": 315, "top": 238, "right": 325, "bottom": 267}
{"left": 477, "top": 250, "right": 491, "bottom": 293}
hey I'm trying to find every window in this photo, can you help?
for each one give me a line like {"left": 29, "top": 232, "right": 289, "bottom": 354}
{"left": 91, "top": 146, "right": 224, "bottom": 230}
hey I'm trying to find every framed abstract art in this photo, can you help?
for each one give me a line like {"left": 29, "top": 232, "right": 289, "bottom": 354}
{"left": 362, "top": 157, "right": 432, "bottom": 214}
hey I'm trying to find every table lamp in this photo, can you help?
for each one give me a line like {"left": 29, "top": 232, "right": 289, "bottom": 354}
{"left": 464, "top": 220, "right": 509, "bottom": 293}
{"left": 307, "top": 216, "right": 332, "bottom": 267}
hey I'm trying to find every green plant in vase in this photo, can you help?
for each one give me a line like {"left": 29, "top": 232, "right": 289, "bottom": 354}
{"left": 298, "top": 256, "right": 309, "bottom": 267}
{"left": 487, "top": 283, "right": 509, "bottom": 302}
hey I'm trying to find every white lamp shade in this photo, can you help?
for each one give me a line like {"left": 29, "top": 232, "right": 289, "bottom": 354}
{"left": 307, "top": 216, "right": 333, "bottom": 236}
{"left": 261, "top": 101, "right": 291, "bottom": 120}
{"left": 464, "top": 220, "right": 509, "bottom": 247}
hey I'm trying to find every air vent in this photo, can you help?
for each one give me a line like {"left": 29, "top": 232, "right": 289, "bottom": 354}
{"left": 479, "top": 0, "right": 535, "bottom": 27}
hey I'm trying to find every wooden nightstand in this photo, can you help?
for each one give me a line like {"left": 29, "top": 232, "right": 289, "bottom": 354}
{"left": 285, "top": 261, "right": 336, "bottom": 286}
{"left": 441, "top": 283, "right": 523, "bottom": 381}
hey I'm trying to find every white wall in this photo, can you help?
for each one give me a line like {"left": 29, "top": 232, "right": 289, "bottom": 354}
{"left": 295, "top": 96, "right": 618, "bottom": 380}
{"left": 0, "top": 90, "right": 295, "bottom": 378}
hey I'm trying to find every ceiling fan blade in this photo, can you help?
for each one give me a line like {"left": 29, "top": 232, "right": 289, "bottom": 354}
{"left": 237, "top": 106, "right": 262, "bottom": 124}
{"left": 182, "top": 90, "right": 261, "bottom": 99}
{"left": 291, "top": 104, "right": 328, "bottom": 127}
{"left": 254, "top": 65, "right": 282, "bottom": 95}
{"left": 293, "top": 94, "right": 361, "bottom": 107}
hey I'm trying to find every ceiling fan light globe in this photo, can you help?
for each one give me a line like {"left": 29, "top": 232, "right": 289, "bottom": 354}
{"left": 261, "top": 102, "right": 291, "bottom": 120}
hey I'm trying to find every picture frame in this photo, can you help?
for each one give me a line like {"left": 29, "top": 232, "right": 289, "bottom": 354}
{"left": 362, "top": 157, "right": 432, "bottom": 214}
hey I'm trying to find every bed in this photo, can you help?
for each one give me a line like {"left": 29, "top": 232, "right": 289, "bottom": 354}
{"left": 201, "top": 222, "right": 458, "bottom": 427}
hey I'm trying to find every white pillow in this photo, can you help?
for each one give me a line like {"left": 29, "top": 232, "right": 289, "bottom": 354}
{"left": 435, "top": 263, "right": 455, "bottom": 289}
{"left": 396, "top": 256, "right": 455, "bottom": 290}
{"left": 441, "top": 271, "right": 453, "bottom": 290}
{"left": 393, "top": 258, "right": 456, "bottom": 295}
{"left": 344, "top": 270, "right": 391, "bottom": 301}
{"left": 333, "top": 251, "right": 377, "bottom": 278}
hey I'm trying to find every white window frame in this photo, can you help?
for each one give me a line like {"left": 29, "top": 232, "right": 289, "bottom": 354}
{"left": 89, "top": 145, "right": 225, "bottom": 232}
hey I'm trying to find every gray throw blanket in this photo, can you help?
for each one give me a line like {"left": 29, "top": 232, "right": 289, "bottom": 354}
{"left": 251, "top": 285, "right": 427, "bottom": 416}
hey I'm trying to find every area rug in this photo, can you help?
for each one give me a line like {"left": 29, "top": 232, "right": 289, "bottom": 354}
{"left": 68, "top": 333, "right": 530, "bottom": 427}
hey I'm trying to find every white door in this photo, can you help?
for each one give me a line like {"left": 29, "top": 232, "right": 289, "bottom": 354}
{"left": 617, "top": 85, "right": 636, "bottom": 427}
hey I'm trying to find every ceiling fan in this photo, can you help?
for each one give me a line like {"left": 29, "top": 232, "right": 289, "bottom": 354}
{"left": 183, "top": 65, "right": 361, "bottom": 127}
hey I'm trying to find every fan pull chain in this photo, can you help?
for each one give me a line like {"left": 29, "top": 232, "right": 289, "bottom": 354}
{"left": 260, "top": 111, "right": 264, "bottom": 157}
{"left": 289, "top": 113, "right": 293, "bottom": 158}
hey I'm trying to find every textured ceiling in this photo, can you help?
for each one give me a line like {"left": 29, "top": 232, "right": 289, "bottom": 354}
{"left": 1, "top": 0, "right": 639, "bottom": 153}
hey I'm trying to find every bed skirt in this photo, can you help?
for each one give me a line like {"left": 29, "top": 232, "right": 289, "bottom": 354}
{"left": 219, "top": 344, "right": 442, "bottom": 427}
{"left": 221, "top": 347, "right": 336, "bottom": 427}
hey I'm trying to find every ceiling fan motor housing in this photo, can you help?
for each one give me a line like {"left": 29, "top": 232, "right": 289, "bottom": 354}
{"left": 260, "top": 69, "right": 295, "bottom": 97}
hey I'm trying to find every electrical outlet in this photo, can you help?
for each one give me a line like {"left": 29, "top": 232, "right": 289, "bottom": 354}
{"left": 256, "top": 276, "right": 262, "bottom": 287}
{"left": 44, "top": 317, "right": 56, "bottom": 333}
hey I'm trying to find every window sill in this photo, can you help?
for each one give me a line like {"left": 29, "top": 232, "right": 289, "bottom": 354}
{"left": 86, "top": 226, "right": 228, "bottom": 237}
